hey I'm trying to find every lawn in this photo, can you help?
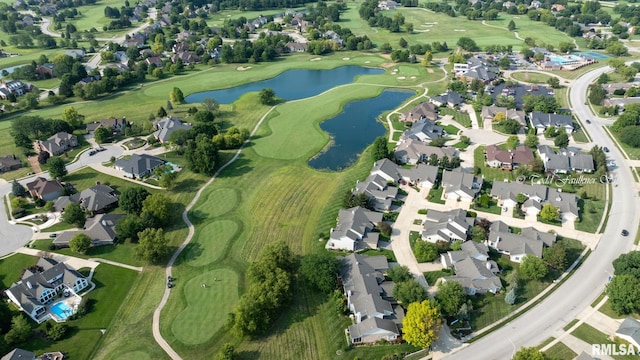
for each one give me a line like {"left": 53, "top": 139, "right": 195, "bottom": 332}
{"left": 361, "top": 248, "right": 397, "bottom": 262}
{"left": 423, "top": 270, "right": 452, "bottom": 286}
{"left": 441, "top": 124, "right": 461, "bottom": 136}
{"left": 510, "top": 72, "right": 553, "bottom": 84}
{"left": 339, "top": 2, "right": 573, "bottom": 51}
{"left": 572, "top": 125, "right": 591, "bottom": 143}
{"left": 0, "top": 253, "right": 37, "bottom": 289}
{"left": 31, "top": 238, "right": 146, "bottom": 267}
{"left": 543, "top": 341, "right": 577, "bottom": 360}
{"left": 439, "top": 107, "right": 472, "bottom": 128}
{"left": 2, "top": 51, "right": 435, "bottom": 359}
{"left": 575, "top": 182, "right": 608, "bottom": 233}
{"left": 572, "top": 323, "right": 638, "bottom": 360}
{"left": 474, "top": 146, "right": 513, "bottom": 182}
{"left": 8, "top": 263, "right": 139, "bottom": 360}
{"left": 427, "top": 185, "right": 445, "bottom": 204}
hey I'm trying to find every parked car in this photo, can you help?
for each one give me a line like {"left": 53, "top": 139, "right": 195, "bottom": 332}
{"left": 48, "top": 233, "right": 57, "bottom": 238}
{"left": 622, "top": 229, "right": 629, "bottom": 236}
{"left": 96, "top": 146, "right": 106, "bottom": 152}
{"left": 603, "top": 147, "right": 609, "bottom": 153}
{"left": 88, "top": 150, "right": 96, "bottom": 156}
{"left": 585, "top": 119, "right": 591, "bottom": 124}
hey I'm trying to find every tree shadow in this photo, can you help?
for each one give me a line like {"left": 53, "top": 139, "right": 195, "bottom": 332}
{"left": 178, "top": 242, "right": 203, "bottom": 265}
{"left": 237, "top": 351, "right": 260, "bottom": 360}
{"left": 175, "top": 177, "right": 202, "bottom": 193}
{"left": 218, "top": 157, "right": 253, "bottom": 178}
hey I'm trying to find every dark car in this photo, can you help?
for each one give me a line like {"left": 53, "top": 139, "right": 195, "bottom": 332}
{"left": 88, "top": 150, "right": 96, "bottom": 156}
{"left": 603, "top": 147, "right": 610, "bottom": 153}
{"left": 586, "top": 119, "right": 591, "bottom": 124}
{"left": 49, "top": 233, "right": 57, "bottom": 238}
{"left": 622, "top": 229, "right": 629, "bottom": 236}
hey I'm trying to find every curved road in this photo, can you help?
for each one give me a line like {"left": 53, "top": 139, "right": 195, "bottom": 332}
{"left": 444, "top": 66, "right": 639, "bottom": 359}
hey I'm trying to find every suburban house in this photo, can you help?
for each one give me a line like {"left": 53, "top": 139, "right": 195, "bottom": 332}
{"left": 378, "top": 0, "right": 398, "bottom": 10}
{"left": 34, "top": 132, "right": 78, "bottom": 156}
{"left": 394, "top": 139, "right": 457, "bottom": 165}
{"left": 400, "top": 118, "right": 444, "bottom": 142}
{"left": 114, "top": 153, "right": 165, "bottom": 178}
{"left": 616, "top": 318, "right": 640, "bottom": 351}
{"left": 441, "top": 241, "right": 502, "bottom": 295}
{"left": 401, "top": 102, "right": 438, "bottom": 122}
{"left": 1, "top": 348, "right": 35, "bottom": 360}
{"left": 69, "top": 185, "right": 118, "bottom": 213}
{"left": 485, "top": 144, "right": 534, "bottom": 170}
{"left": 5, "top": 257, "right": 89, "bottom": 323}
{"left": 421, "top": 208, "right": 473, "bottom": 243}
{"left": 145, "top": 56, "right": 164, "bottom": 68}
{"left": 285, "top": 42, "right": 308, "bottom": 52}
{"left": 481, "top": 105, "right": 526, "bottom": 127}
{"left": 86, "top": 117, "right": 128, "bottom": 135}
{"left": 486, "top": 226, "right": 556, "bottom": 263}
{"left": 453, "top": 57, "right": 499, "bottom": 83}
{"left": 26, "top": 177, "right": 64, "bottom": 202}
{"left": 0, "top": 80, "right": 32, "bottom": 100}
{"left": 368, "top": 158, "right": 439, "bottom": 188}
{"left": 430, "top": 90, "right": 464, "bottom": 108}
{"left": 529, "top": 111, "right": 574, "bottom": 134}
{"left": 36, "top": 63, "right": 55, "bottom": 79}
{"left": 490, "top": 180, "right": 579, "bottom": 221}
{"left": 340, "top": 253, "right": 402, "bottom": 345}
{"left": 153, "top": 116, "right": 192, "bottom": 144}
{"left": 53, "top": 213, "right": 124, "bottom": 248}
{"left": 354, "top": 174, "right": 398, "bottom": 212}
{"left": 326, "top": 207, "right": 383, "bottom": 251}
{"left": 441, "top": 168, "right": 483, "bottom": 202}
{"left": 0, "top": 155, "right": 22, "bottom": 172}
{"left": 538, "top": 145, "right": 594, "bottom": 173}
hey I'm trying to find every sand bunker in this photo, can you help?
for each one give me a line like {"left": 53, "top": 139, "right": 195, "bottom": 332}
{"left": 427, "top": 69, "right": 434, "bottom": 73}
{"left": 342, "top": 57, "right": 350, "bottom": 60}
{"left": 454, "top": 29, "right": 466, "bottom": 32}
{"left": 365, "top": 61, "right": 371, "bottom": 64}
{"left": 397, "top": 76, "right": 406, "bottom": 80}
{"left": 410, "top": 76, "right": 416, "bottom": 79}
{"left": 310, "top": 57, "right": 322, "bottom": 61}
{"left": 236, "top": 66, "right": 252, "bottom": 71}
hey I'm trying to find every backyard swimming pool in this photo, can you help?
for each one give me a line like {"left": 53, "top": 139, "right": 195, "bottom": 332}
{"left": 50, "top": 301, "right": 74, "bottom": 320}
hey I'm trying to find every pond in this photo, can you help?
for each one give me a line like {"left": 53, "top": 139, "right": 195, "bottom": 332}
{"left": 308, "top": 89, "right": 414, "bottom": 171}
{"left": 0, "top": 65, "right": 22, "bottom": 79}
{"left": 185, "top": 65, "right": 384, "bottom": 104}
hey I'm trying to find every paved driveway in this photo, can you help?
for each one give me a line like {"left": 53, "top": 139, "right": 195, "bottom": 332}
{"left": 68, "top": 145, "right": 123, "bottom": 172}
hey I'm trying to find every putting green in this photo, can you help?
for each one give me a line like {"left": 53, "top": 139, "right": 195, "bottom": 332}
{"left": 198, "top": 187, "right": 239, "bottom": 218}
{"left": 186, "top": 220, "right": 239, "bottom": 267}
{"left": 171, "top": 268, "right": 239, "bottom": 345}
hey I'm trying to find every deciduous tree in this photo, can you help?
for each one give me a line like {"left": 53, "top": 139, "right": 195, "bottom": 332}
{"left": 394, "top": 279, "right": 428, "bottom": 305}
{"left": 540, "top": 203, "right": 560, "bottom": 222}
{"left": 402, "top": 300, "right": 442, "bottom": 349}
{"left": 387, "top": 265, "right": 413, "bottom": 283}
{"left": 300, "top": 252, "right": 340, "bottom": 294}
{"left": 512, "top": 347, "right": 544, "bottom": 360}
{"left": 259, "top": 88, "right": 276, "bottom": 105}
{"left": 135, "top": 228, "right": 170, "bottom": 263}
{"left": 93, "top": 126, "right": 111, "bottom": 144}
{"left": 520, "top": 255, "right": 548, "bottom": 280}
{"left": 607, "top": 274, "right": 640, "bottom": 315}
{"left": 414, "top": 240, "right": 438, "bottom": 262}
{"left": 170, "top": 87, "right": 185, "bottom": 104}
{"left": 48, "top": 157, "right": 68, "bottom": 179}
{"left": 4, "top": 315, "right": 31, "bottom": 345}
{"left": 62, "top": 202, "right": 85, "bottom": 228}
{"left": 141, "top": 193, "right": 172, "bottom": 226}
{"left": 119, "top": 187, "right": 150, "bottom": 215}
{"left": 435, "top": 281, "right": 467, "bottom": 317}
{"left": 69, "top": 233, "right": 92, "bottom": 253}
{"left": 372, "top": 136, "right": 390, "bottom": 161}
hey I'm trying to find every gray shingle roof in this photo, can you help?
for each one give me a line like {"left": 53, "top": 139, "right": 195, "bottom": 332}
{"left": 422, "top": 209, "right": 472, "bottom": 242}
{"left": 1, "top": 348, "right": 35, "bottom": 360}
{"left": 153, "top": 116, "right": 192, "bottom": 143}
{"left": 530, "top": 111, "right": 573, "bottom": 130}
{"left": 54, "top": 213, "right": 124, "bottom": 247}
{"left": 329, "top": 207, "right": 383, "bottom": 250}
{"left": 401, "top": 119, "right": 443, "bottom": 142}
{"left": 348, "top": 317, "right": 399, "bottom": 340}
{"left": 341, "top": 254, "right": 395, "bottom": 323}
{"left": 69, "top": 185, "right": 118, "bottom": 212}
{"left": 442, "top": 169, "right": 483, "bottom": 199}
{"left": 114, "top": 154, "right": 165, "bottom": 178}
{"left": 394, "top": 139, "right": 456, "bottom": 164}
{"left": 616, "top": 317, "right": 640, "bottom": 347}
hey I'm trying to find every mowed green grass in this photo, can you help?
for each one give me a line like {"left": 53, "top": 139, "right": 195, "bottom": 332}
{"left": 510, "top": 72, "right": 554, "bottom": 84}
{"left": 338, "top": 1, "right": 573, "bottom": 51}
{"left": 0, "top": 253, "right": 37, "bottom": 289}
{"left": 171, "top": 268, "right": 239, "bottom": 345}
{"left": 543, "top": 341, "right": 577, "bottom": 360}
{"left": 63, "top": 0, "right": 129, "bottom": 33}
{"left": 185, "top": 220, "right": 240, "bottom": 266}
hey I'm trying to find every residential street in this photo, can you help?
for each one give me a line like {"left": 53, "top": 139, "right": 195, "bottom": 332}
{"left": 441, "top": 66, "right": 640, "bottom": 360}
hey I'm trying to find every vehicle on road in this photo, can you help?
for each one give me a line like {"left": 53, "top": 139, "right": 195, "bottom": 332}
{"left": 603, "top": 147, "right": 610, "bottom": 152}
{"left": 622, "top": 229, "right": 629, "bottom": 236}
{"left": 586, "top": 119, "right": 591, "bottom": 124}
{"left": 88, "top": 150, "right": 96, "bottom": 156}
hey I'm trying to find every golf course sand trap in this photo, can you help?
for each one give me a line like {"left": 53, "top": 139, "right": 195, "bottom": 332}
{"left": 310, "top": 57, "right": 322, "bottom": 61}
{"left": 427, "top": 69, "right": 434, "bottom": 73}
{"left": 342, "top": 57, "right": 350, "bottom": 60}
{"left": 410, "top": 76, "right": 416, "bottom": 79}
{"left": 365, "top": 61, "right": 371, "bottom": 63}
{"left": 397, "top": 76, "right": 406, "bottom": 80}
{"left": 236, "top": 66, "right": 252, "bottom": 71}
{"left": 454, "top": 29, "right": 466, "bottom": 32}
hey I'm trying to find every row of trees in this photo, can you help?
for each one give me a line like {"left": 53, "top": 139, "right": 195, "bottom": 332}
{"left": 608, "top": 251, "right": 640, "bottom": 314}
{"left": 227, "top": 241, "right": 297, "bottom": 337}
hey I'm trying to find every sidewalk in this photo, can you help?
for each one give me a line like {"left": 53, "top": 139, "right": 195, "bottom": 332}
{"left": 16, "top": 247, "right": 100, "bottom": 271}
{"left": 461, "top": 104, "right": 480, "bottom": 130}
{"left": 88, "top": 163, "right": 163, "bottom": 190}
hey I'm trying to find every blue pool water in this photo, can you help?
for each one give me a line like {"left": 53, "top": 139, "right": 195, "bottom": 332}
{"left": 547, "top": 55, "right": 580, "bottom": 64}
{"left": 50, "top": 302, "right": 74, "bottom": 319}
